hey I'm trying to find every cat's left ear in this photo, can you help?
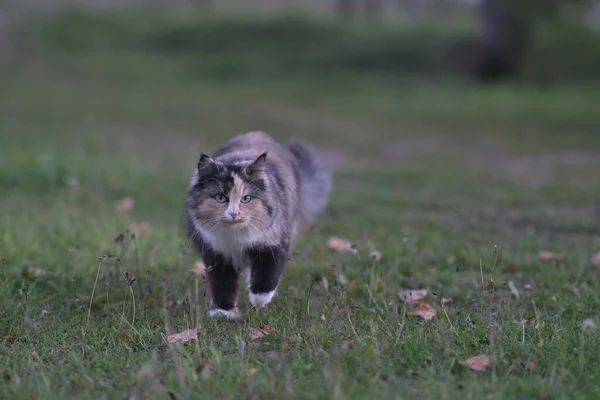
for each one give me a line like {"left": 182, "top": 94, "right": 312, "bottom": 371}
{"left": 246, "top": 152, "right": 267, "bottom": 175}
{"left": 197, "top": 153, "right": 215, "bottom": 172}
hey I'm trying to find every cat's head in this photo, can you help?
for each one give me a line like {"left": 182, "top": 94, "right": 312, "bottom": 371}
{"left": 187, "top": 153, "right": 273, "bottom": 234}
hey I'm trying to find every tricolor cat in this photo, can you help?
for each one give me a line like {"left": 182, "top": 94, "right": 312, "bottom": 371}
{"left": 185, "top": 131, "right": 332, "bottom": 318}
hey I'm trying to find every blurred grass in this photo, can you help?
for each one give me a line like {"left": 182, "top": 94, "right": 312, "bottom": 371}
{"left": 1, "top": 8, "right": 600, "bottom": 400}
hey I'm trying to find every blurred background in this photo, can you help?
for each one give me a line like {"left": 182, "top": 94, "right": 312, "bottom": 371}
{"left": 1, "top": 0, "right": 600, "bottom": 237}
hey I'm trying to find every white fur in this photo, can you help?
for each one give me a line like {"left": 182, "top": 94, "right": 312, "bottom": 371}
{"left": 208, "top": 307, "right": 240, "bottom": 319}
{"left": 249, "top": 288, "right": 277, "bottom": 308}
{"left": 189, "top": 210, "right": 283, "bottom": 270}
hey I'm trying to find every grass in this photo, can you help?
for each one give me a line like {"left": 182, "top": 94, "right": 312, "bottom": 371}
{"left": 1, "top": 10, "right": 600, "bottom": 400}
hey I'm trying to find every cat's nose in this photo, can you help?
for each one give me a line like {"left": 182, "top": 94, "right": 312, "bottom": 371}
{"left": 229, "top": 211, "right": 240, "bottom": 219}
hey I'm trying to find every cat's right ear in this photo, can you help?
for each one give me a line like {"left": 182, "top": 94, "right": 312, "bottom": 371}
{"left": 197, "top": 153, "right": 215, "bottom": 171}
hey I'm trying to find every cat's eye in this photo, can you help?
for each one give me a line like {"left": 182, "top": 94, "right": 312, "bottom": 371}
{"left": 240, "top": 195, "right": 252, "bottom": 204}
{"left": 214, "top": 194, "right": 228, "bottom": 203}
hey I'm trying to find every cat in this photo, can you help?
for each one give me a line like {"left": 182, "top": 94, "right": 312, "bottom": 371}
{"left": 185, "top": 131, "right": 332, "bottom": 318}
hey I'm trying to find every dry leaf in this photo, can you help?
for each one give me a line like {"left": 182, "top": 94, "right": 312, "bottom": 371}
{"left": 592, "top": 252, "right": 600, "bottom": 266}
{"left": 116, "top": 196, "right": 135, "bottom": 213}
{"left": 538, "top": 251, "right": 564, "bottom": 261}
{"left": 128, "top": 221, "right": 152, "bottom": 234}
{"left": 407, "top": 303, "right": 437, "bottom": 320}
{"left": 441, "top": 297, "right": 453, "bottom": 304}
{"left": 461, "top": 354, "right": 492, "bottom": 372}
{"left": 369, "top": 251, "right": 381, "bottom": 261}
{"left": 397, "top": 289, "right": 428, "bottom": 304}
{"left": 191, "top": 260, "right": 206, "bottom": 276}
{"left": 83, "top": 375, "right": 95, "bottom": 387}
{"left": 327, "top": 237, "right": 357, "bottom": 253}
{"left": 249, "top": 325, "right": 276, "bottom": 340}
{"left": 246, "top": 368, "right": 257, "bottom": 377}
{"left": 259, "top": 324, "right": 276, "bottom": 334}
{"left": 249, "top": 328, "right": 266, "bottom": 340}
{"left": 167, "top": 328, "right": 197, "bottom": 344}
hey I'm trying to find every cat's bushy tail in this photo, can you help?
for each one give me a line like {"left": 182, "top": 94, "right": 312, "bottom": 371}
{"left": 286, "top": 138, "right": 333, "bottom": 225}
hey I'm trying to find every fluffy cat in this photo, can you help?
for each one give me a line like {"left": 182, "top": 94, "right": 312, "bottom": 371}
{"left": 185, "top": 131, "right": 332, "bottom": 318}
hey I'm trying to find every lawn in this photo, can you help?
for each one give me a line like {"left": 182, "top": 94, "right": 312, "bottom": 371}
{"left": 1, "top": 9, "right": 600, "bottom": 400}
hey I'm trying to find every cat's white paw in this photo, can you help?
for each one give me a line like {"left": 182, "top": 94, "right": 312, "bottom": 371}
{"left": 249, "top": 288, "right": 277, "bottom": 308}
{"left": 208, "top": 307, "right": 240, "bottom": 319}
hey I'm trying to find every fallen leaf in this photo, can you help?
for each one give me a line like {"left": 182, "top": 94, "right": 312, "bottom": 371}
{"left": 249, "top": 328, "right": 266, "bottom": 340}
{"left": 461, "top": 354, "right": 492, "bottom": 372}
{"left": 116, "top": 196, "right": 135, "bottom": 213}
{"left": 582, "top": 318, "right": 596, "bottom": 332}
{"left": 249, "top": 325, "right": 276, "bottom": 340}
{"left": 397, "top": 289, "right": 428, "bottom": 304}
{"left": 191, "top": 260, "right": 206, "bottom": 276}
{"left": 167, "top": 328, "right": 197, "bottom": 344}
{"left": 246, "top": 368, "right": 257, "bottom": 377}
{"left": 259, "top": 324, "right": 276, "bottom": 334}
{"left": 538, "top": 251, "right": 564, "bottom": 261}
{"left": 327, "top": 236, "right": 357, "bottom": 253}
{"left": 2, "top": 334, "right": 14, "bottom": 344}
{"left": 593, "top": 252, "right": 600, "bottom": 266}
{"left": 84, "top": 375, "right": 95, "bottom": 387}
{"left": 441, "top": 297, "right": 453, "bottom": 304}
{"left": 128, "top": 221, "right": 152, "bottom": 234}
{"left": 369, "top": 251, "right": 381, "bottom": 261}
{"left": 407, "top": 303, "right": 437, "bottom": 320}
{"left": 336, "top": 308, "right": 347, "bottom": 315}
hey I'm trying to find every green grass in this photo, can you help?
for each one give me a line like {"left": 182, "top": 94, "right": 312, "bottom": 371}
{"left": 1, "top": 10, "right": 600, "bottom": 400}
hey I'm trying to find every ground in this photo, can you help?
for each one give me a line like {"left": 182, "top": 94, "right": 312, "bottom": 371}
{"left": 1, "top": 10, "right": 600, "bottom": 400}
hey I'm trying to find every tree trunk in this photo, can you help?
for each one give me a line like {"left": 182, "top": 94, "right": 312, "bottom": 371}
{"left": 471, "top": 0, "right": 530, "bottom": 81}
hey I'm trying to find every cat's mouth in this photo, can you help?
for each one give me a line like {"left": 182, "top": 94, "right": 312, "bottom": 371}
{"left": 222, "top": 218, "right": 247, "bottom": 225}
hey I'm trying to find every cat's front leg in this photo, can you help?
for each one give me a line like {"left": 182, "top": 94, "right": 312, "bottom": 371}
{"left": 246, "top": 244, "right": 288, "bottom": 308}
{"left": 204, "top": 250, "right": 240, "bottom": 319}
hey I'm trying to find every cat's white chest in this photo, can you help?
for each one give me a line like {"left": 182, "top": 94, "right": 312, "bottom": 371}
{"left": 204, "top": 227, "right": 252, "bottom": 271}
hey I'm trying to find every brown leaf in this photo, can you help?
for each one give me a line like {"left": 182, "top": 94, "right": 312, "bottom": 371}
{"left": 327, "top": 236, "right": 357, "bottom": 253}
{"left": 538, "top": 251, "right": 564, "bottom": 261}
{"left": 249, "top": 325, "right": 276, "bottom": 340}
{"left": 407, "top": 303, "right": 437, "bottom": 320}
{"left": 461, "top": 354, "right": 492, "bottom": 372}
{"left": 116, "top": 196, "right": 135, "bottom": 213}
{"left": 397, "top": 289, "right": 428, "bottom": 304}
{"left": 592, "top": 252, "right": 600, "bottom": 266}
{"left": 259, "top": 324, "right": 276, "bottom": 334}
{"left": 84, "top": 375, "right": 95, "bottom": 387}
{"left": 441, "top": 297, "right": 453, "bottom": 304}
{"left": 246, "top": 368, "right": 257, "bottom": 377}
{"left": 191, "top": 260, "right": 206, "bottom": 276}
{"left": 128, "top": 221, "right": 152, "bottom": 234}
{"left": 167, "top": 328, "right": 197, "bottom": 344}
{"left": 528, "top": 361, "right": 535, "bottom": 372}
{"left": 249, "top": 328, "right": 266, "bottom": 340}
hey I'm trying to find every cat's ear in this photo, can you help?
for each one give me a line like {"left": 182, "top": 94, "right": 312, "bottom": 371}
{"left": 246, "top": 152, "right": 267, "bottom": 175}
{"left": 197, "top": 153, "right": 215, "bottom": 171}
